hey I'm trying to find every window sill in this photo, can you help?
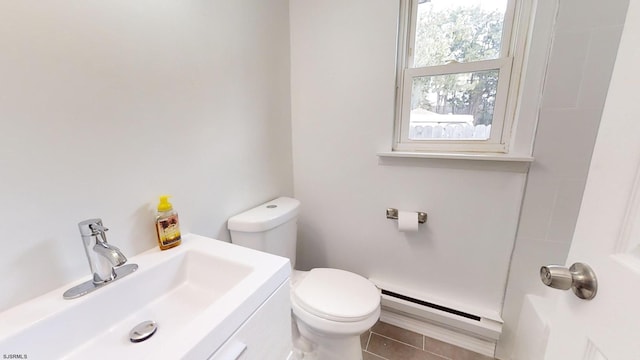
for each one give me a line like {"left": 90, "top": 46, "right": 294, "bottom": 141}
{"left": 377, "top": 151, "right": 534, "bottom": 163}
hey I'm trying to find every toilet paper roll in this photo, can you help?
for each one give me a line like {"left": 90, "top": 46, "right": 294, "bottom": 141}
{"left": 397, "top": 211, "right": 419, "bottom": 232}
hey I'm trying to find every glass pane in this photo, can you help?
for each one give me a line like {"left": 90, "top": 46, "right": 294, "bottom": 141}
{"left": 409, "top": 70, "right": 498, "bottom": 140}
{"left": 413, "top": 0, "right": 508, "bottom": 67}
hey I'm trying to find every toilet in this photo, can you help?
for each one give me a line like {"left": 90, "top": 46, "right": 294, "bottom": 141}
{"left": 228, "top": 197, "right": 380, "bottom": 360}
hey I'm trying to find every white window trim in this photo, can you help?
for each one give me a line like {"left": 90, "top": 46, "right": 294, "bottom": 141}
{"left": 393, "top": 0, "right": 534, "bottom": 154}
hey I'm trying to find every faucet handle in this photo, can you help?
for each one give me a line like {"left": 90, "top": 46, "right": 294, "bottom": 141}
{"left": 89, "top": 223, "right": 108, "bottom": 233}
{"left": 78, "top": 218, "right": 108, "bottom": 236}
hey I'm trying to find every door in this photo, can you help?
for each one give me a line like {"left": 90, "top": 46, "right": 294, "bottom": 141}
{"left": 543, "top": 0, "right": 640, "bottom": 358}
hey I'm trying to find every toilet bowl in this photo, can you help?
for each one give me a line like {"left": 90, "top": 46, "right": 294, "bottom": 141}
{"left": 228, "top": 197, "right": 381, "bottom": 360}
{"left": 290, "top": 268, "right": 380, "bottom": 360}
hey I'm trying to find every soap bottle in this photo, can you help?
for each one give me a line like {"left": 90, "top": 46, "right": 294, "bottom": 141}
{"left": 155, "top": 195, "right": 182, "bottom": 250}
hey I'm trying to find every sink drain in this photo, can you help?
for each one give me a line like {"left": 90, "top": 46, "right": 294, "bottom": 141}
{"left": 129, "top": 320, "right": 158, "bottom": 343}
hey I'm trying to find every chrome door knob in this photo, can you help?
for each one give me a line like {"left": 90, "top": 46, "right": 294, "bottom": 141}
{"left": 540, "top": 262, "right": 598, "bottom": 300}
{"left": 540, "top": 265, "right": 573, "bottom": 289}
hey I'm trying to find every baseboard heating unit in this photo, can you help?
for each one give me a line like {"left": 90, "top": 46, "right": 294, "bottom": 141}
{"left": 370, "top": 279, "right": 503, "bottom": 357}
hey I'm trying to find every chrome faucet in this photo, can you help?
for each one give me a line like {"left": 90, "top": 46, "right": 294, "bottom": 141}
{"left": 78, "top": 219, "right": 127, "bottom": 284}
{"left": 63, "top": 218, "right": 138, "bottom": 299}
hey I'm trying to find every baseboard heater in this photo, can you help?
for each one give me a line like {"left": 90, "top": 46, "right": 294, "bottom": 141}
{"left": 372, "top": 280, "right": 503, "bottom": 341}
{"left": 381, "top": 289, "right": 481, "bottom": 321}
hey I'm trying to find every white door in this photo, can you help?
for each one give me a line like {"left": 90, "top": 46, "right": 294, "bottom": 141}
{"left": 543, "top": 0, "right": 640, "bottom": 358}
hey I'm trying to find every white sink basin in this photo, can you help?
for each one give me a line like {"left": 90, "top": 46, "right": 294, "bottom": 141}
{"left": 0, "top": 234, "right": 291, "bottom": 359}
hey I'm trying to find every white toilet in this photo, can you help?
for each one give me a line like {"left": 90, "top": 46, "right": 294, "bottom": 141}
{"left": 228, "top": 197, "right": 380, "bottom": 360}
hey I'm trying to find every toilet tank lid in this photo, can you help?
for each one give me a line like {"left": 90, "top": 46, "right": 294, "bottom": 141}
{"left": 227, "top": 197, "right": 300, "bottom": 233}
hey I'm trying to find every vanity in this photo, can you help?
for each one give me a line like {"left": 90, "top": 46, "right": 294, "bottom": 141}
{"left": 0, "top": 234, "right": 292, "bottom": 359}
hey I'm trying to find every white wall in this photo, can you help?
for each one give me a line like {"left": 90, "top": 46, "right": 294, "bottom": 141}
{"left": 290, "top": 0, "right": 527, "bottom": 317}
{"left": 290, "top": 0, "right": 628, "bottom": 353}
{"left": 498, "top": 0, "right": 629, "bottom": 358}
{"left": 0, "top": 0, "right": 293, "bottom": 312}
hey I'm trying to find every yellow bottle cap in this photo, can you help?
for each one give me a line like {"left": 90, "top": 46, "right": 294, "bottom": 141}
{"left": 157, "top": 195, "right": 173, "bottom": 211}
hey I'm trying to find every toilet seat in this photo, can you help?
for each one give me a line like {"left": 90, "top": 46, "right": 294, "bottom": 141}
{"left": 291, "top": 268, "right": 380, "bottom": 322}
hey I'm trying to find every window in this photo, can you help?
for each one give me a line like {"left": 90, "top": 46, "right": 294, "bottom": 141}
{"left": 394, "top": 0, "right": 528, "bottom": 153}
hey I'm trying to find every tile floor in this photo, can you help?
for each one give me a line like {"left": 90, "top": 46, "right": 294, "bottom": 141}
{"left": 360, "top": 321, "right": 495, "bottom": 360}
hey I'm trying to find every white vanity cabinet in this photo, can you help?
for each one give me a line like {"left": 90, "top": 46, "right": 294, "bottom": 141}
{"left": 0, "top": 235, "right": 292, "bottom": 360}
{"left": 208, "top": 281, "right": 292, "bottom": 360}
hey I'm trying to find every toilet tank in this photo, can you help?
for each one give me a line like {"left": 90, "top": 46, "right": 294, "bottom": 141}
{"left": 227, "top": 197, "right": 300, "bottom": 267}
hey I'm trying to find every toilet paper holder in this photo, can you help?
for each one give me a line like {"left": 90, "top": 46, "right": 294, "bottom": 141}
{"left": 386, "top": 208, "right": 428, "bottom": 224}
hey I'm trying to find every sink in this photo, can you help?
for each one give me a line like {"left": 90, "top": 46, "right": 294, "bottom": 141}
{"left": 0, "top": 234, "right": 291, "bottom": 359}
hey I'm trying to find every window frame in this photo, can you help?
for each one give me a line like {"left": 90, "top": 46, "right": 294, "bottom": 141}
{"left": 393, "top": 0, "right": 528, "bottom": 153}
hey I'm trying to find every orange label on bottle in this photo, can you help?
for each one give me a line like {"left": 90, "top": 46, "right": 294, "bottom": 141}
{"left": 156, "top": 214, "right": 181, "bottom": 247}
